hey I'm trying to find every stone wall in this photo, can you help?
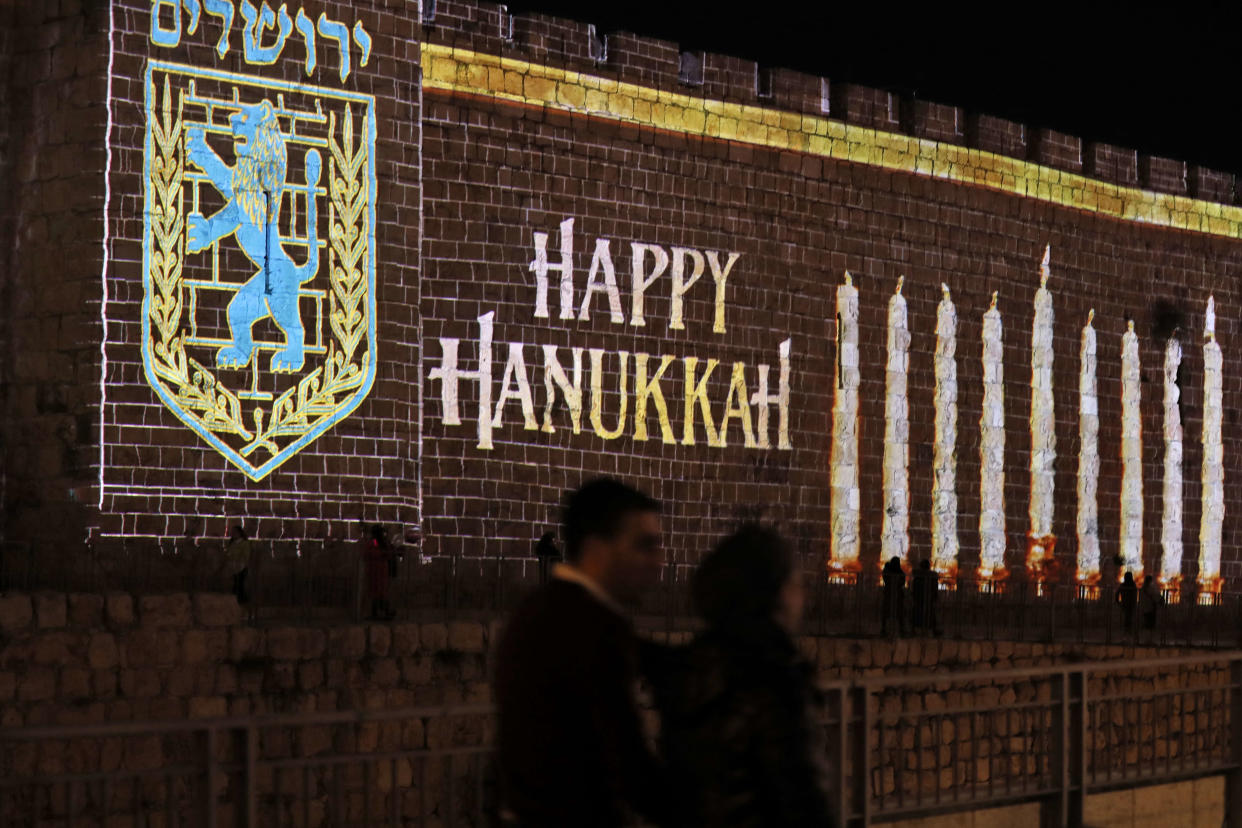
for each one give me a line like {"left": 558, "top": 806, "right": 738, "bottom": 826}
{"left": 0, "top": 590, "right": 1233, "bottom": 824}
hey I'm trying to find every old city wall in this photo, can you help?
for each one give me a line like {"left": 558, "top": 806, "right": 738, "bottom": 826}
{"left": 417, "top": 1, "right": 1242, "bottom": 586}
{"left": 2, "top": 0, "right": 1242, "bottom": 593}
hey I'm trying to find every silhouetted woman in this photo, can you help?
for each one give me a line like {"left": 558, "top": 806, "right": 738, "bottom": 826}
{"left": 363, "top": 524, "right": 395, "bottom": 620}
{"left": 653, "top": 525, "right": 835, "bottom": 828}
{"left": 1117, "top": 572, "right": 1138, "bottom": 635}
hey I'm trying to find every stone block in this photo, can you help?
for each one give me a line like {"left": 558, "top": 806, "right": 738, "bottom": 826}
{"left": 0, "top": 594, "right": 33, "bottom": 634}
{"left": 301, "top": 629, "right": 326, "bottom": 659}
{"left": 329, "top": 626, "right": 366, "bottom": 660}
{"left": 119, "top": 668, "right": 162, "bottom": 699}
{"left": 401, "top": 657, "right": 432, "bottom": 685}
{"left": 18, "top": 667, "right": 55, "bottom": 701}
{"left": 0, "top": 671, "right": 16, "bottom": 700}
{"left": 369, "top": 625, "right": 392, "bottom": 657}
{"left": 105, "top": 593, "right": 134, "bottom": 626}
{"left": 449, "top": 621, "right": 485, "bottom": 653}
{"left": 216, "top": 664, "right": 238, "bottom": 695}
{"left": 33, "top": 593, "right": 66, "bottom": 628}
{"left": 229, "top": 626, "right": 263, "bottom": 660}
{"left": 60, "top": 666, "right": 91, "bottom": 699}
{"left": 299, "top": 661, "right": 324, "bottom": 691}
{"left": 123, "top": 629, "right": 177, "bottom": 667}
{"left": 92, "top": 669, "right": 117, "bottom": 699}
{"left": 188, "top": 696, "right": 228, "bottom": 719}
{"left": 420, "top": 622, "right": 448, "bottom": 652}
{"left": 31, "top": 632, "right": 74, "bottom": 665}
{"left": 182, "top": 629, "right": 208, "bottom": 664}
{"left": 139, "top": 594, "right": 192, "bottom": 627}
{"left": 267, "top": 627, "right": 301, "bottom": 660}
{"left": 391, "top": 623, "right": 420, "bottom": 656}
{"left": 369, "top": 658, "right": 400, "bottom": 687}
{"left": 192, "top": 593, "right": 241, "bottom": 627}
{"left": 68, "top": 593, "right": 104, "bottom": 628}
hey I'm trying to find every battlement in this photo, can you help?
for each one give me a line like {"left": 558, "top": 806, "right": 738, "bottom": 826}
{"left": 422, "top": 0, "right": 1233, "bottom": 205}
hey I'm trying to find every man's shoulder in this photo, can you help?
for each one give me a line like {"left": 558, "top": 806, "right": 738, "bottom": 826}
{"left": 502, "top": 580, "right": 626, "bottom": 642}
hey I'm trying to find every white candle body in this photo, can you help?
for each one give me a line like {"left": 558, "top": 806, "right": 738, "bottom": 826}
{"left": 831, "top": 279, "right": 861, "bottom": 569}
{"left": 979, "top": 303, "right": 1006, "bottom": 577}
{"left": 932, "top": 292, "right": 959, "bottom": 576}
{"left": 1160, "top": 338, "right": 1184, "bottom": 588}
{"left": 1200, "top": 326, "right": 1224, "bottom": 593}
{"left": 881, "top": 287, "right": 910, "bottom": 565}
{"left": 1076, "top": 319, "right": 1100, "bottom": 583}
{"left": 1120, "top": 325, "right": 1144, "bottom": 580}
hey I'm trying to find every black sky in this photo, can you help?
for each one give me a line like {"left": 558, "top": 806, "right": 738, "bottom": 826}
{"left": 507, "top": 1, "right": 1241, "bottom": 175}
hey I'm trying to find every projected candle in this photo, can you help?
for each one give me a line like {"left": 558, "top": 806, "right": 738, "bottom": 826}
{"left": 932, "top": 284, "right": 958, "bottom": 577}
{"left": 1120, "top": 321, "right": 1144, "bottom": 580}
{"left": 1160, "top": 336, "right": 1184, "bottom": 593}
{"left": 1027, "top": 246, "right": 1057, "bottom": 577}
{"left": 979, "top": 292, "right": 1006, "bottom": 578}
{"left": 881, "top": 277, "right": 910, "bottom": 565}
{"left": 1076, "top": 310, "right": 1100, "bottom": 585}
{"left": 830, "top": 272, "right": 861, "bottom": 572}
{"left": 1199, "top": 296, "right": 1224, "bottom": 597}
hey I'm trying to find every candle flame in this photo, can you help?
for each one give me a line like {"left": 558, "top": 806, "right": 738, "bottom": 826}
{"left": 1206, "top": 295, "right": 1216, "bottom": 341}
{"left": 989, "top": 290, "right": 998, "bottom": 309}
{"left": 1087, "top": 308, "right": 1094, "bottom": 325}
{"left": 895, "top": 275, "right": 904, "bottom": 295}
{"left": 941, "top": 283, "right": 951, "bottom": 300}
{"left": 1040, "top": 244, "right": 1051, "bottom": 288}
{"left": 844, "top": 270, "right": 853, "bottom": 287}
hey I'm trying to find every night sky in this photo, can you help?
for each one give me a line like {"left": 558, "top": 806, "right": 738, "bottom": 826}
{"left": 508, "top": 2, "right": 1240, "bottom": 176}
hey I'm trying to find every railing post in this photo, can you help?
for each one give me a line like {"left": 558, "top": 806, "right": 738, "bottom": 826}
{"left": 1045, "top": 669, "right": 1085, "bottom": 827}
{"left": 853, "top": 684, "right": 871, "bottom": 827}
{"left": 205, "top": 726, "right": 219, "bottom": 828}
{"left": 1228, "top": 658, "right": 1242, "bottom": 828}
{"left": 245, "top": 724, "right": 258, "bottom": 828}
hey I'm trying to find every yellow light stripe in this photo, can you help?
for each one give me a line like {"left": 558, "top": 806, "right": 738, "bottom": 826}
{"left": 422, "top": 43, "right": 1242, "bottom": 240}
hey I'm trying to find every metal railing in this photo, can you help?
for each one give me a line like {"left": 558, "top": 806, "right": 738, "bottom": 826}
{"left": 2, "top": 653, "right": 1240, "bottom": 826}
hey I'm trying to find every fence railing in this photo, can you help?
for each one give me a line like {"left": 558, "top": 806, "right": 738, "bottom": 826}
{"left": 2, "top": 653, "right": 1240, "bottom": 826}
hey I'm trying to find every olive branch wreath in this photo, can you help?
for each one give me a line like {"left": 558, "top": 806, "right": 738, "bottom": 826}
{"left": 146, "top": 78, "right": 370, "bottom": 462}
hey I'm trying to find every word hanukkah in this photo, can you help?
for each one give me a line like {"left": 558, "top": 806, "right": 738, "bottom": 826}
{"left": 427, "top": 219, "right": 793, "bottom": 452}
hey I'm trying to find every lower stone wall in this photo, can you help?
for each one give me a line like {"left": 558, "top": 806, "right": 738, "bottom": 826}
{"left": 0, "top": 591, "right": 1231, "bottom": 826}
{"left": 0, "top": 589, "right": 1217, "bottom": 729}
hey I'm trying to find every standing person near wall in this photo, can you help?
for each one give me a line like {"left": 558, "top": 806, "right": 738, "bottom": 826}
{"left": 651, "top": 524, "right": 836, "bottom": 828}
{"left": 495, "top": 478, "right": 669, "bottom": 828}
{"left": 1140, "top": 575, "right": 1163, "bottom": 641}
{"left": 881, "top": 556, "right": 906, "bottom": 637}
{"left": 1117, "top": 572, "right": 1138, "bottom": 637}
{"left": 911, "top": 559, "right": 939, "bottom": 636}
{"left": 227, "top": 525, "right": 251, "bottom": 605}
{"left": 362, "top": 525, "right": 395, "bottom": 621}
{"left": 534, "top": 531, "right": 561, "bottom": 585}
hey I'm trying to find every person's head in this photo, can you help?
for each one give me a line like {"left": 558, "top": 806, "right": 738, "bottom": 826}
{"left": 1144, "top": 575, "right": 1154, "bottom": 587}
{"left": 693, "top": 524, "right": 801, "bottom": 634}
{"left": 919, "top": 559, "right": 931, "bottom": 571}
{"left": 230, "top": 525, "right": 247, "bottom": 541}
{"left": 371, "top": 524, "right": 387, "bottom": 544}
{"left": 889, "top": 556, "right": 901, "bottom": 568}
{"left": 1123, "top": 572, "right": 1135, "bottom": 585}
{"left": 562, "top": 478, "right": 662, "bottom": 604}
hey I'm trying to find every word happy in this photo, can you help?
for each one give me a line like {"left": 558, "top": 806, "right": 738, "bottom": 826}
{"left": 428, "top": 219, "right": 793, "bottom": 452}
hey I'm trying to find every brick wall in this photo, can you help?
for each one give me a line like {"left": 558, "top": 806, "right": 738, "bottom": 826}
{"left": 419, "top": 1, "right": 1242, "bottom": 583}
{"left": 4, "top": 0, "right": 1242, "bottom": 589}
{"left": 89, "top": 1, "right": 422, "bottom": 568}
{"left": 0, "top": 1, "right": 108, "bottom": 565}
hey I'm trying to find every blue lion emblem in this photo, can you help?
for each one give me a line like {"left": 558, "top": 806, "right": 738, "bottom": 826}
{"left": 185, "top": 99, "right": 321, "bottom": 372}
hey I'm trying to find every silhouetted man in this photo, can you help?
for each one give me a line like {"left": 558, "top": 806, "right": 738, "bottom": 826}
{"left": 495, "top": 478, "right": 668, "bottom": 827}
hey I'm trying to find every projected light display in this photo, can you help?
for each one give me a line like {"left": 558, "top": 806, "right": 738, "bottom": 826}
{"left": 139, "top": 4, "right": 377, "bottom": 481}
